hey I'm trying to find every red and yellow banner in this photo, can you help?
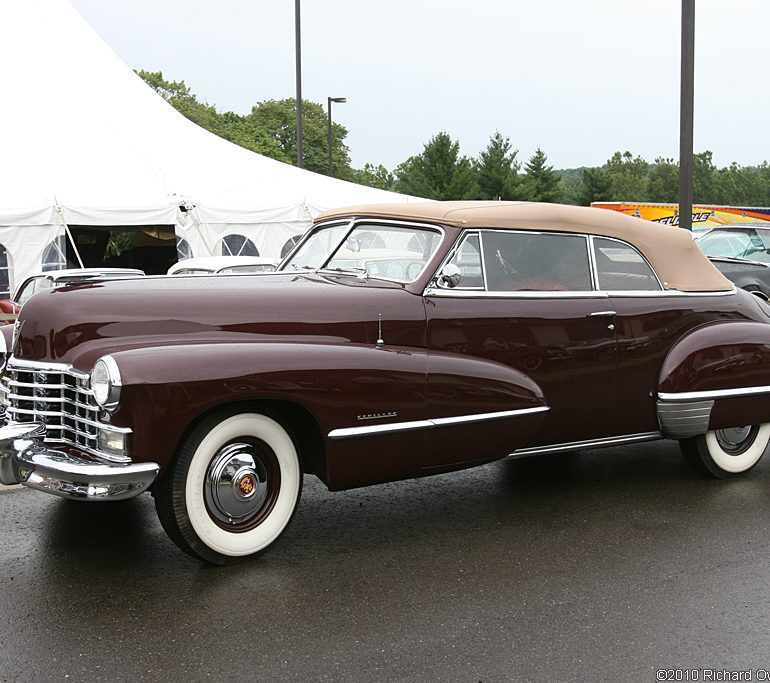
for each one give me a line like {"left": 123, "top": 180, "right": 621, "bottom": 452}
{"left": 592, "top": 202, "right": 770, "bottom": 229}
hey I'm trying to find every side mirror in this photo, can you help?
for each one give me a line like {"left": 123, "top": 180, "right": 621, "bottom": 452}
{"left": 437, "top": 263, "right": 461, "bottom": 289}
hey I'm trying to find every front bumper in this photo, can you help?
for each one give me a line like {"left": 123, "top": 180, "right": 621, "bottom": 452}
{"left": 0, "top": 422, "right": 159, "bottom": 501}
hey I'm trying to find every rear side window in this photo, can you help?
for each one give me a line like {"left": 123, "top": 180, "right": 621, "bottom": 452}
{"left": 593, "top": 238, "right": 661, "bottom": 291}
{"left": 481, "top": 231, "right": 592, "bottom": 292}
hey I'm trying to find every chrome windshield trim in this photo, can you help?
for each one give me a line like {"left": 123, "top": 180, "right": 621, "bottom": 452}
{"left": 328, "top": 406, "right": 549, "bottom": 440}
{"left": 510, "top": 431, "right": 662, "bottom": 457}
{"left": 658, "top": 385, "right": 770, "bottom": 402}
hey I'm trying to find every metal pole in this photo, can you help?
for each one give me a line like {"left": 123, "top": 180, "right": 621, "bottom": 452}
{"left": 327, "top": 97, "right": 333, "bottom": 176}
{"left": 294, "top": 0, "right": 303, "bottom": 168}
{"left": 679, "top": 0, "right": 695, "bottom": 231}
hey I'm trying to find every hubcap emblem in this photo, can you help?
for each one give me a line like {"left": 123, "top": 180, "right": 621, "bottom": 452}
{"left": 238, "top": 474, "right": 256, "bottom": 497}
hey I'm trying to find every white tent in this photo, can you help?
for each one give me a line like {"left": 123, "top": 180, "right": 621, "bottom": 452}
{"left": 0, "top": 0, "right": 418, "bottom": 296}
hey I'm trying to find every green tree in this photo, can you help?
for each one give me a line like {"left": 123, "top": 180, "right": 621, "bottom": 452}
{"left": 247, "top": 99, "right": 351, "bottom": 176}
{"left": 604, "top": 151, "right": 649, "bottom": 201}
{"left": 395, "top": 132, "right": 478, "bottom": 200}
{"left": 646, "top": 158, "right": 679, "bottom": 202}
{"left": 349, "top": 163, "right": 396, "bottom": 191}
{"left": 693, "top": 151, "right": 718, "bottom": 203}
{"left": 519, "top": 148, "right": 563, "bottom": 202}
{"left": 575, "top": 167, "right": 612, "bottom": 206}
{"left": 137, "top": 70, "right": 232, "bottom": 140}
{"left": 475, "top": 132, "right": 520, "bottom": 200}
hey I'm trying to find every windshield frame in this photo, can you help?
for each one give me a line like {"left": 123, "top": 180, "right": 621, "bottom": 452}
{"left": 279, "top": 218, "right": 446, "bottom": 284}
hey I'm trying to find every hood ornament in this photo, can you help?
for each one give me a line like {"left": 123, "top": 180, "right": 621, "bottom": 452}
{"left": 376, "top": 313, "right": 384, "bottom": 346}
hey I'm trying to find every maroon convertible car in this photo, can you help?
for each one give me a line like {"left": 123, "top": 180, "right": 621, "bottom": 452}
{"left": 2, "top": 202, "right": 770, "bottom": 564}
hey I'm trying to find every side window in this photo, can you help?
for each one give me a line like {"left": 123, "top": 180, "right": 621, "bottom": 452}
{"left": 593, "top": 238, "right": 661, "bottom": 291}
{"left": 446, "top": 234, "right": 483, "bottom": 289}
{"left": 481, "top": 231, "right": 591, "bottom": 292}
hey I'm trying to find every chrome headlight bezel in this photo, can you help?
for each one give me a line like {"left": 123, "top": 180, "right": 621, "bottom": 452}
{"left": 0, "top": 326, "right": 6, "bottom": 373}
{"left": 90, "top": 355, "right": 122, "bottom": 411}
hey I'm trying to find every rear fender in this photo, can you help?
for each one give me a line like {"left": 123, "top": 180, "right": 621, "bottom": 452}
{"left": 657, "top": 322, "right": 770, "bottom": 437}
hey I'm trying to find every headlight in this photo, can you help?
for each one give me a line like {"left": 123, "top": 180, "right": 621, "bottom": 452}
{"left": 90, "top": 356, "right": 122, "bottom": 411}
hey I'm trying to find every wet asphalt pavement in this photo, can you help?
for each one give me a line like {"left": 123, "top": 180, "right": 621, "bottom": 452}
{"left": 2, "top": 440, "right": 770, "bottom": 682}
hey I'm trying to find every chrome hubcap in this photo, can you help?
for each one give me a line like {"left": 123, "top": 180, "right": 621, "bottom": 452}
{"left": 205, "top": 442, "right": 269, "bottom": 525}
{"left": 715, "top": 425, "right": 756, "bottom": 455}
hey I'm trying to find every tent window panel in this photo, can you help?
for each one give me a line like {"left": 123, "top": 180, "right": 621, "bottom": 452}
{"left": 0, "top": 245, "right": 9, "bottom": 298}
{"left": 281, "top": 235, "right": 301, "bottom": 259}
{"left": 42, "top": 236, "right": 66, "bottom": 272}
{"left": 221, "top": 234, "right": 259, "bottom": 257}
{"left": 176, "top": 237, "right": 192, "bottom": 261}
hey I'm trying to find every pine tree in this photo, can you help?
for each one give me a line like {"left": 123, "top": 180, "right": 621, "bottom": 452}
{"left": 395, "top": 132, "right": 478, "bottom": 200}
{"left": 476, "top": 132, "right": 520, "bottom": 200}
{"left": 520, "top": 148, "right": 563, "bottom": 202}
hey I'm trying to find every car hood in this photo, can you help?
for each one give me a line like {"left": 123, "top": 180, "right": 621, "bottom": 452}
{"left": 14, "top": 272, "right": 428, "bottom": 367}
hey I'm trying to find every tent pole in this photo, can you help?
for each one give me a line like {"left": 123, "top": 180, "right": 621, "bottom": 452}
{"left": 64, "top": 223, "right": 85, "bottom": 268}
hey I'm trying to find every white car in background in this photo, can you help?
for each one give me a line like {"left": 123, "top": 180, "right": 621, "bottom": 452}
{"left": 0, "top": 267, "right": 145, "bottom": 320}
{"left": 167, "top": 256, "right": 277, "bottom": 275}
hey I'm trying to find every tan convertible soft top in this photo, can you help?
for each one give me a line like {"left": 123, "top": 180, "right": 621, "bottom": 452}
{"left": 317, "top": 201, "right": 732, "bottom": 292}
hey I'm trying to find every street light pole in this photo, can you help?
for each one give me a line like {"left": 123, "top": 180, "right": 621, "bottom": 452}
{"left": 294, "top": 0, "right": 303, "bottom": 168}
{"left": 327, "top": 96, "right": 346, "bottom": 177}
{"left": 679, "top": 0, "right": 695, "bottom": 231}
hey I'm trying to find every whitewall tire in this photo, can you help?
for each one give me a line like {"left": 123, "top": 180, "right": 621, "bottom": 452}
{"left": 155, "top": 410, "right": 302, "bottom": 564}
{"left": 680, "top": 423, "right": 770, "bottom": 479}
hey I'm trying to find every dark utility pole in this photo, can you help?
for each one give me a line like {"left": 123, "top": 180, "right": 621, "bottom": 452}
{"left": 679, "top": 0, "right": 695, "bottom": 231}
{"left": 294, "top": 0, "right": 303, "bottom": 168}
{"left": 327, "top": 97, "right": 346, "bottom": 177}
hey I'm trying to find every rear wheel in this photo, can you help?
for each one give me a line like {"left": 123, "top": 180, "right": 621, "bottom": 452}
{"left": 155, "top": 410, "right": 302, "bottom": 564}
{"left": 680, "top": 423, "right": 770, "bottom": 478}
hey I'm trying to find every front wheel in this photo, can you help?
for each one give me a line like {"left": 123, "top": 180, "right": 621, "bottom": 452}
{"left": 680, "top": 423, "right": 770, "bottom": 479}
{"left": 155, "top": 411, "right": 302, "bottom": 564}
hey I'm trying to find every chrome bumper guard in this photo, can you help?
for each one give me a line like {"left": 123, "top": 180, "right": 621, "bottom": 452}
{"left": 0, "top": 422, "right": 159, "bottom": 501}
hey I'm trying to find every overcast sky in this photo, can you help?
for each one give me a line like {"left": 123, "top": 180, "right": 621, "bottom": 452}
{"left": 68, "top": 0, "right": 769, "bottom": 172}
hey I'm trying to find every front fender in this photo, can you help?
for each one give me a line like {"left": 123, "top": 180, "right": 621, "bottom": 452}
{"left": 80, "top": 341, "right": 546, "bottom": 490}
{"left": 657, "top": 321, "right": 770, "bottom": 437}
{"left": 94, "top": 341, "right": 429, "bottom": 469}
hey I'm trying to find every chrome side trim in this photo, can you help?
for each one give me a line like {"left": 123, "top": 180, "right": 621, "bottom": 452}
{"left": 656, "top": 400, "right": 714, "bottom": 438}
{"left": 658, "top": 385, "right": 770, "bottom": 402}
{"left": 509, "top": 431, "right": 662, "bottom": 457}
{"left": 424, "top": 287, "right": 736, "bottom": 300}
{"left": 328, "top": 406, "right": 549, "bottom": 440}
{"left": 424, "top": 288, "right": 609, "bottom": 300}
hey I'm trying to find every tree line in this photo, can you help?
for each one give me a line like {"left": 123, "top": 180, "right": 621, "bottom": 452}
{"left": 139, "top": 70, "right": 770, "bottom": 207}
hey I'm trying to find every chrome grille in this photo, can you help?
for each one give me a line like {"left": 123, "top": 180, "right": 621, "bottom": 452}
{"left": 0, "top": 359, "right": 100, "bottom": 451}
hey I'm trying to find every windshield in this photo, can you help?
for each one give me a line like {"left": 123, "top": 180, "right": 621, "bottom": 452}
{"left": 282, "top": 222, "right": 443, "bottom": 282}
{"left": 698, "top": 227, "right": 770, "bottom": 262}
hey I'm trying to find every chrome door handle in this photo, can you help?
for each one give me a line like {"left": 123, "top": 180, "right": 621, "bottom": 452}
{"left": 588, "top": 310, "right": 616, "bottom": 317}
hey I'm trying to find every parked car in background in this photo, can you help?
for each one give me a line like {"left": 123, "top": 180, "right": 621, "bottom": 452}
{"left": 3, "top": 202, "right": 770, "bottom": 565}
{"left": 696, "top": 223, "right": 770, "bottom": 298}
{"left": 0, "top": 267, "right": 145, "bottom": 321}
{"left": 167, "top": 256, "right": 277, "bottom": 275}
